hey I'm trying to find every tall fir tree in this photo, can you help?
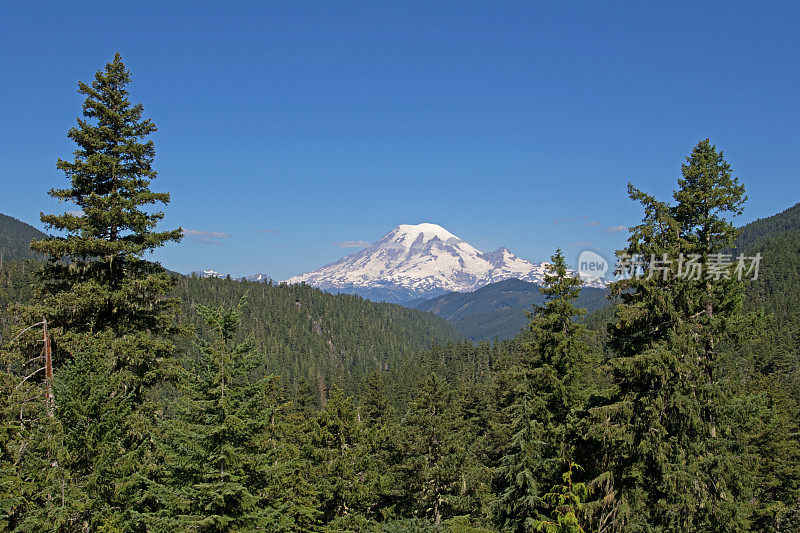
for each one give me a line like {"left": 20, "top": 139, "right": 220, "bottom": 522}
{"left": 12, "top": 54, "right": 182, "bottom": 528}
{"left": 360, "top": 369, "right": 403, "bottom": 520}
{"left": 30, "top": 52, "right": 181, "bottom": 338}
{"left": 310, "top": 388, "right": 383, "bottom": 529}
{"left": 398, "top": 374, "right": 466, "bottom": 526}
{"left": 160, "top": 304, "right": 279, "bottom": 530}
{"left": 591, "top": 139, "right": 752, "bottom": 531}
{"left": 495, "top": 249, "right": 590, "bottom": 532}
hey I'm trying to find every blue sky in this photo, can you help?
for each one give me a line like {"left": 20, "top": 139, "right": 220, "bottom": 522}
{"left": 2, "top": 1, "right": 798, "bottom": 280}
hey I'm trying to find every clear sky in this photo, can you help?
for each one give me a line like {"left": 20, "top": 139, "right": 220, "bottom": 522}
{"left": 2, "top": 1, "right": 798, "bottom": 280}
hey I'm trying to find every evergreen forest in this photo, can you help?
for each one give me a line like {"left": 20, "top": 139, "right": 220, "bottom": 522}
{"left": 2, "top": 54, "right": 799, "bottom": 533}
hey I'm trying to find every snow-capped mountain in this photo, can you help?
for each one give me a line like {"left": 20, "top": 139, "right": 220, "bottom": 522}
{"left": 284, "top": 223, "right": 606, "bottom": 303}
{"left": 243, "top": 273, "right": 272, "bottom": 283}
{"left": 191, "top": 269, "right": 272, "bottom": 283}
{"left": 192, "top": 268, "right": 228, "bottom": 279}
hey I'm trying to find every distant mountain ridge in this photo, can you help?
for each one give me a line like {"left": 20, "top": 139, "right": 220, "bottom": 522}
{"left": 191, "top": 269, "right": 272, "bottom": 283}
{"left": 285, "top": 223, "right": 608, "bottom": 303}
{"left": 732, "top": 201, "right": 800, "bottom": 254}
{"left": 0, "top": 213, "right": 47, "bottom": 263}
{"left": 191, "top": 268, "right": 228, "bottom": 279}
{"left": 416, "top": 278, "right": 610, "bottom": 341}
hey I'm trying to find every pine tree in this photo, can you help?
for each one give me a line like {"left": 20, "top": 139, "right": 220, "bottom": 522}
{"left": 496, "top": 375, "right": 547, "bottom": 531}
{"left": 534, "top": 462, "right": 587, "bottom": 533}
{"left": 398, "top": 374, "right": 466, "bottom": 526}
{"left": 30, "top": 53, "right": 181, "bottom": 339}
{"left": 11, "top": 53, "right": 181, "bottom": 528}
{"left": 526, "top": 249, "right": 590, "bottom": 424}
{"left": 496, "top": 249, "right": 590, "bottom": 532}
{"left": 257, "top": 408, "right": 322, "bottom": 531}
{"left": 592, "top": 139, "right": 752, "bottom": 530}
{"left": 456, "top": 377, "right": 497, "bottom": 522}
{"left": 161, "top": 304, "right": 274, "bottom": 530}
{"left": 361, "top": 369, "right": 402, "bottom": 520}
{"left": 311, "top": 388, "right": 383, "bottom": 528}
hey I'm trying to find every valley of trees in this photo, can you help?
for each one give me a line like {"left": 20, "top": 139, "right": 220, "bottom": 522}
{"left": 415, "top": 278, "right": 610, "bottom": 342}
{"left": 1, "top": 55, "right": 799, "bottom": 532}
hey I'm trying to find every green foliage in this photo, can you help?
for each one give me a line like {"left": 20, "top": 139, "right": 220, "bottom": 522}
{"left": 0, "top": 260, "right": 40, "bottom": 319}
{"left": 173, "top": 275, "right": 458, "bottom": 408}
{"left": 397, "top": 374, "right": 469, "bottom": 526}
{"left": 159, "top": 304, "right": 279, "bottom": 530}
{"left": 592, "top": 139, "right": 755, "bottom": 530}
{"left": 416, "top": 278, "right": 609, "bottom": 342}
{"left": 0, "top": 214, "right": 46, "bottom": 263}
{"left": 495, "top": 249, "right": 591, "bottom": 532}
{"left": 2, "top": 53, "right": 181, "bottom": 530}
{"left": 29, "top": 52, "right": 181, "bottom": 337}
{"left": 534, "top": 462, "right": 587, "bottom": 533}
{"left": 732, "top": 200, "right": 800, "bottom": 255}
{"left": 310, "top": 389, "right": 383, "bottom": 528}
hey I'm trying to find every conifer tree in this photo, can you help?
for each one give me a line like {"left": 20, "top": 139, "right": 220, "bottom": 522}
{"left": 311, "top": 388, "right": 383, "bottom": 528}
{"left": 534, "top": 462, "right": 587, "bottom": 533}
{"left": 496, "top": 375, "right": 546, "bottom": 531}
{"left": 30, "top": 53, "right": 181, "bottom": 338}
{"left": 457, "top": 377, "right": 497, "bottom": 522}
{"left": 593, "top": 139, "right": 751, "bottom": 530}
{"left": 496, "top": 249, "right": 590, "bottom": 531}
{"left": 161, "top": 304, "right": 274, "bottom": 530}
{"left": 399, "top": 374, "right": 466, "bottom": 526}
{"left": 8, "top": 54, "right": 181, "bottom": 528}
{"left": 361, "top": 369, "right": 401, "bottom": 519}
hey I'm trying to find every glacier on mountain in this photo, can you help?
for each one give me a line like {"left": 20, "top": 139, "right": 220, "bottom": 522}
{"left": 284, "top": 223, "right": 607, "bottom": 303}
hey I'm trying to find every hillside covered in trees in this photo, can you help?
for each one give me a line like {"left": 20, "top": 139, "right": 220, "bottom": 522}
{"left": 0, "top": 214, "right": 45, "bottom": 263}
{"left": 416, "top": 278, "right": 609, "bottom": 341}
{"left": 0, "top": 246, "right": 459, "bottom": 410}
{"left": 1, "top": 55, "right": 799, "bottom": 532}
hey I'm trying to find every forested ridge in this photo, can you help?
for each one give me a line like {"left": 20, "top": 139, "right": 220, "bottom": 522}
{"left": 1, "top": 260, "right": 459, "bottom": 399}
{"left": 416, "top": 279, "right": 610, "bottom": 342}
{"left": 732, "top": 201, "right": 800, "bottom": 254}
{"left": 1, "top": 55, "right": 799, "bottom": 532}
{"left": 0, "top": 214, "right": 46, "bottom": 263}
{"left": 174, "top": 275, "right": 459, "bottom": 408}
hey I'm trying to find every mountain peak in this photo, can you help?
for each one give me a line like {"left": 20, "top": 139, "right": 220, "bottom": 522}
{"left": 192, "top": 268, "right": 227, "bottom": 279}
{"left": 285, "top": 222, "right": 604, "bottom": 303}
{"left": 387, "top": 223, "right": 460, "bottom": 246}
